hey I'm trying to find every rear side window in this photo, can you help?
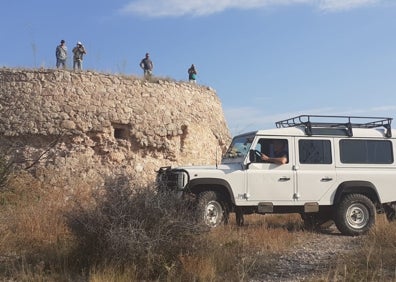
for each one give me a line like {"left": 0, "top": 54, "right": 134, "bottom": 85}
{"left": 299, "top": 140, "right": 332, "bottom": 164}
{"left": 340, "top": 139, "right": 393, "bottom": 164}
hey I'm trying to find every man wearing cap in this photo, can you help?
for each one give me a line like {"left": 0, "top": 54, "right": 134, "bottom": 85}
{"left": 139, "top": 52, "right": 154, "bottom": 78}
{"left": 72, "top": 41, "right": 87, "bottom": 70}
{"left": 55, "top": 40, "right": 67, "bottom": 69}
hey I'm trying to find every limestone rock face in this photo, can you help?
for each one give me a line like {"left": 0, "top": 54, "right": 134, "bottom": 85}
{"left": 0, "top": 68, "right": 231, "bottom": 187}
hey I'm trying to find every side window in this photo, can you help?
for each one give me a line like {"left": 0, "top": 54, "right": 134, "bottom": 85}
{"left": 340, "top": 139, "right": 393, "bottom": 164}
{"left": 254, "top": 138, "right": 289, "bottom": 163}
{"left": 299, "top": 139, "right": 332, "bottom": 164}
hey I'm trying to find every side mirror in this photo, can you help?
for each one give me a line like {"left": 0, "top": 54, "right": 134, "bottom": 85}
{"left": 249, "top": 149, "right": 257, "bottom": 163}
{"left": 246, "top": 149, "right": 259, "bottom": 169}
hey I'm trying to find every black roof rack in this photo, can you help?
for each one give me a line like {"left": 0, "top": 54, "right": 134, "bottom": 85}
{"left": 275, "top": 115, "right": 393, "bottom": 137}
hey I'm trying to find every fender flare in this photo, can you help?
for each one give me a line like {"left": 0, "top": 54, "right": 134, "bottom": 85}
{"left": 333, "top": 180, "right": 381, "bottom": 205}
{"left": 187, "top": 178, "right": 236, "bottom": 205}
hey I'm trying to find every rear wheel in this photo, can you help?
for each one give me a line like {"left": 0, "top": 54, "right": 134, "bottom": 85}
{"left": 197, "top": 191, "right": 228, "bottom": 228}
{"left": 334, "top": 194, "right": 375, "bottom": 236}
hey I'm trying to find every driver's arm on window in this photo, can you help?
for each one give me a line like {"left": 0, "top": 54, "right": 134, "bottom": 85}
{"left": 261, "top": 153, "right": 288, "bottom": 165}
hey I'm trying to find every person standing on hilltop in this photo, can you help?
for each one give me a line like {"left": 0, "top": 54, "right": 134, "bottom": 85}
{"left": 72, "top": 41, "right": 87, "bottom": 70}
{"left": 188, "top": 64, "right": 197, "bottom": 83}
{"left": 55, "top": 40, "right": 67, "bottom": 69}
{"left": 139, "top": 52, "right": 153, "bottom": 78}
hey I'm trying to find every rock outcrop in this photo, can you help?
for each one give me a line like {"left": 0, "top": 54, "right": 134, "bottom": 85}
{"left": 0, "top": 68, "right": 231, "bottom": 188}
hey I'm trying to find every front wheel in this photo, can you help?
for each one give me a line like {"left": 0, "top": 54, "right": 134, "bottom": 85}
{"left": 197, "top": 191, "right": 228, "bottom": 228}
{"left": 334, "top": 194, "right": 375, "bottom": 236}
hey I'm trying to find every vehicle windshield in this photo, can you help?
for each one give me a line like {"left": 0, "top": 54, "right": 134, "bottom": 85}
{"left": 223, "top": 134, "right": 255, "bottom": 161}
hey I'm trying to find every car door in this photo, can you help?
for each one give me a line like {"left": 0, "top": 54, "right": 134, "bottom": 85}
{"left": 294, "top": 138, "right": 337, "bottom": 203}
{"left": 246, "top": 137, "right": 296, "bottom": 205}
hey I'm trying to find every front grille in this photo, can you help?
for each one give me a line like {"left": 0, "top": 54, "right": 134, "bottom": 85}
{"left": 156, "top": 167, "right": 189, "bottom": 192}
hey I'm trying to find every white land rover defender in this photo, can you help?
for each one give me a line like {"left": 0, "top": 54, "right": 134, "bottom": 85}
{"left": 157, "top": 115, "right": 396, "bottom": 236}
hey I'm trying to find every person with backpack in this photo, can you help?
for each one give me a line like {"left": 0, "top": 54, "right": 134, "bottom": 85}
{"left": 188, "top": 64, "right": 197, "bottom": 83}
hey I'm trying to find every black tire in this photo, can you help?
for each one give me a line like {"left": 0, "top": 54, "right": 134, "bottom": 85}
{"left": 197, "top": 191, "right": 228, "bottom": 228}
{"left": 334, "top": 194, "right": 376, "bottom": 236}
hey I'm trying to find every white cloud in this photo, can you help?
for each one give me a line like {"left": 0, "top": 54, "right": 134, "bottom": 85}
{"left": 318, "top": 0, "right": 379, "bottom": 11}
{"left": 119, "top": 0, "right": 383, "bottom": 17}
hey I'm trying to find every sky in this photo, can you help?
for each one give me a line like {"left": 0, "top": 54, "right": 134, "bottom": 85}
{"left": 1, "top": 0, "right": 396, "bottom": 136}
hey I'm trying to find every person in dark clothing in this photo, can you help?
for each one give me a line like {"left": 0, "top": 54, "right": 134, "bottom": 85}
{"left": 188, "top": 64, "right": 197, "bottom": 83}
{"left": 139, "top": 53, "right": 153, "bottom": 78}
{"left": 261, "top": 139, "right": 288, "bottom": 164}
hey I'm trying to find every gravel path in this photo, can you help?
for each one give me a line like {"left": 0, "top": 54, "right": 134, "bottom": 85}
{"left": 253, "top": 225, "right": 362, "bottom": 281}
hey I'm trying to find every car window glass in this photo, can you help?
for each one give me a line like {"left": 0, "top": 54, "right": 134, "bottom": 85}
{"left": 299, "top": 139, "right": 332, "bottom": 164}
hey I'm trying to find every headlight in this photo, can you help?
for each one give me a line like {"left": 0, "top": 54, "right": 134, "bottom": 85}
{"left": 176, "top": 170, "right": 188, "bottom": 189}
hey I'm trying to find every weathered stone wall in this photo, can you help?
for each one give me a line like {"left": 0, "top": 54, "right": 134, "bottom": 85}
{"left": 0, "top": 68, "right": 231, "bottom": 188}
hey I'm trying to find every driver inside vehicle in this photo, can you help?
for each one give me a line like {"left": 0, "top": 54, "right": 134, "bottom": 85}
{"left": 260, "top": 139, "right": 288, "bottom": 165}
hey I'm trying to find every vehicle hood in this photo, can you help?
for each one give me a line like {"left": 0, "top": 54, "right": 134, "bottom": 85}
{"left": 174, "top": 163, "right": 245, "bottom": 176}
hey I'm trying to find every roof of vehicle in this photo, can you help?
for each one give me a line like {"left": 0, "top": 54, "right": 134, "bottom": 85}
{"left": 239, "top": 115, "right": 394, "bottom": 139}
{"left": 255, "top": 126, "right": 394, "bottom": 138}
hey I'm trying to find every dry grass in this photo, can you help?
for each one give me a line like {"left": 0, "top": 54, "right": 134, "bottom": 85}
{"left": 324, "top": 216, "right": 396, "bottom": 281}
{"left": 0, "top": 171, "right": 77, "bottom": 281}
{"left": 1, "top": 170, "right": 396, "bottom": 281}
{"left": 1, "top": 174, "right": 65, "bottom": 250}
{"left": 0, "top": 170, "right": 306, "bottom": 281}
{"left": 173, "top": 214, "right": 305, "bottom": 281}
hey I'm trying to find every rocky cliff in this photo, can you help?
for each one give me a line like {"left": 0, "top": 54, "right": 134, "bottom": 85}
{"left": 0, "top": 68, "right": 231, "bottom": 187}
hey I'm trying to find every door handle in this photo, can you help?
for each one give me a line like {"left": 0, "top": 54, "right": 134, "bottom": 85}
{"left": 279, "top": 177, "right": 291, "bottom": 182}
{"left": 321, "top": 177, "right": 333, "bottom": 182}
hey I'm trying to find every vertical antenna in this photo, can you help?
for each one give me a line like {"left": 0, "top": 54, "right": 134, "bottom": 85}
{"left": 215, "top": 146, "right": 218, "bottom": 169}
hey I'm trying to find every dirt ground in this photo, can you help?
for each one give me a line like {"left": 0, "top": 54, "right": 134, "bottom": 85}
{"left": 252, "top": 224, "right": 361, "bottom": 281}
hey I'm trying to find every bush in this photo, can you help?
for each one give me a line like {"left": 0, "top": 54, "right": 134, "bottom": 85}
{"left": 66, "top": 176, "right": 207, "bottom": 280}
{"left": 0, "top": 170, "right": 308, "bottom": 281}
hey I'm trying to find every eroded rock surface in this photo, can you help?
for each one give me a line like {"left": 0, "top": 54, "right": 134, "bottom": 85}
{"left": 0, "top": 68, "right": 230, "bottom": 187}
